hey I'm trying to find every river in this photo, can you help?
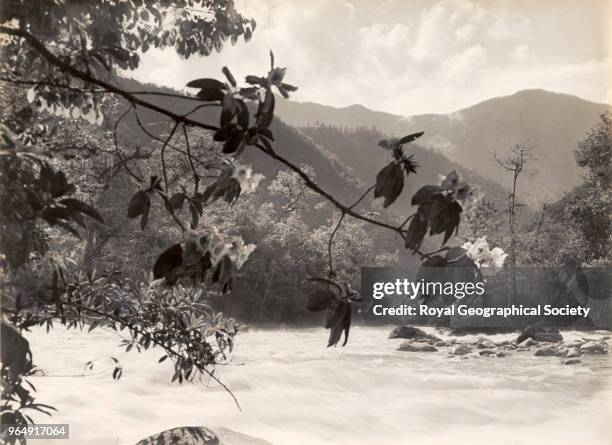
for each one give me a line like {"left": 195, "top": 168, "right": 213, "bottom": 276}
{"left": 24, "top": 326, "right": 612, "bottom": 445}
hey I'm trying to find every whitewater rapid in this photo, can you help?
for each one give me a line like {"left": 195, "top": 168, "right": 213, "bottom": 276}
{"left": 24, "top": 326, "right": 612, "bottom": 445}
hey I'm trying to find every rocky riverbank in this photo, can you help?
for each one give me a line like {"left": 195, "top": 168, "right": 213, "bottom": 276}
{"left": 392, "top": 325, "right": 610, "bottom": 366}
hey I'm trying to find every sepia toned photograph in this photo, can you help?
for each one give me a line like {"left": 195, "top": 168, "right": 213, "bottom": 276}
{"left": 0, "top": 1, "right": 611, "bottom": 444}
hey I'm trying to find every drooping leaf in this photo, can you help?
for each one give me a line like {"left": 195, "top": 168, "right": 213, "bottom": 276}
{"left": 256, "top": 90, "right": 275, "bottom": 129}
{"left": 221, "top": 66, "right": 236, "bottom": 87}
{"left": 140, "top": 198, "right": 151, "bottom": 230}
{"left": 405, "top": 216, "right": 427, "bottom": 252}
{"left": 220, "top": 94, "right": 238, "bottom": 127}
{"left": 374, "top": 162, "right": 404, "bottom": 208}
{"left": 153, "top": 243, "right": 183, "bottom": 284}
{"left": 420, "top": 194, "right": 451, "bottom": 221}
{"left": 326, "top": 301, "right": 351, "bottom": 347}
{"left": 127, "top": 190, "right": 150, "bottom": 218}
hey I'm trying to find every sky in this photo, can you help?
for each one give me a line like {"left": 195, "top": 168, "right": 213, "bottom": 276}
{"left": 131, "top": 0, "right": 612, "bottom": 115}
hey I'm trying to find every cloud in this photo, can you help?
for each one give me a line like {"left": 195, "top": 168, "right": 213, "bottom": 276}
{"left": 129, "top": 0, "right": 611, "bottom": 115}
{"left": 512, "top": 44, "right": 537, "bottom": 63}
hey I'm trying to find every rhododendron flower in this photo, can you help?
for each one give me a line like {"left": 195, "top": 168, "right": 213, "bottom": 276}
{"left": 462, "top": 236, "right": 508, "bottom": 275}
{"left": 195, "top": 225, "right": 256, "bottom": 268}
{"left": 231, "top": 163, "right": 264, "bottom": 194}
{"left": 227, "top": 237, "right": 256, "bottom": 269}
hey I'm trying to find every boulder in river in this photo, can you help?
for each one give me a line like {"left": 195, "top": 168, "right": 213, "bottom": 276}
{"left": 135, "top": 426, "right": 220, "bottom": 445}
{"left": 533, "top": 332, "right": 563, "bottom": 342}
{"left": 135, "top": 427, "right": 273, "bottom": 445}
{"left": 516, "top": 322, "right": 563, "bottom": 344}
{"left": 518, "top": 338, "right": 538, "bottom": 347}
{"left": 389, "top": 326, "right": 440, "bottom": 343}
{"left": 398, "top": 342, "right": 438, "bottom": 352}
{"left": 534, "top": 347, "right": 558, "bottom": 357}
{"left": 580, "top": 341, "right": 608, "bottom": 354}
{"left": 451, "top": 345, "right": 472, "bottom": 356}
{"left": 563, "top": 358, "right": 582, "bottom": 365}
{"left": 476, "top": 338, "right": 496, "bottom": 349}
{"left": 567, "top": 349, "right": 582, "bottom": 358}
{"left": 479, "top": 350, "right": 496, "bottom": 356}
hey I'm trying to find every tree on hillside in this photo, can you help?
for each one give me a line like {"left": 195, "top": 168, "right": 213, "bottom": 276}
{"left": 491, "top": 144, "right": 534, "bottom": 302}
{"left": 569, "top": 113, "right": 611, "bottom": 261}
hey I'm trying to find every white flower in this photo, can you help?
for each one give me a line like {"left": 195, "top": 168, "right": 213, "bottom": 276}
{"left": 231, "top": 163, "right": 264, "bottom": 194}
{"left": 462, "top": 236, "right": 508, "bottom": 275}
{"left": 193, "top": 225, "right": 256, "bottom": 269}
{"left": 227, "top": 237, "right": 256, "bottom": 269}
{"left": 489, "top": 247, "right": 509, "bottom": 268}
{"left": 463, "top": 236, "right": 489, "bottom": 262}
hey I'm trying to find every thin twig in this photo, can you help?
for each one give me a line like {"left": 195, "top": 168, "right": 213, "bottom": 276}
{"left": 182, "top": 124, "right": 199, "bottom": 193}
{"left": 327, "top": 212, "right": 345, "bottom": 278}
{"left": 113, "top": 105, "right": 143, "bottom": 182}
{"left": 160, "top": 122, "right": 180, "bottom": 191}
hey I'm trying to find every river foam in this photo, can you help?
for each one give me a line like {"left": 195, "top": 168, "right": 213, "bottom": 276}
{"left": 24, "top": 326, "right": 612, "bottom": 444}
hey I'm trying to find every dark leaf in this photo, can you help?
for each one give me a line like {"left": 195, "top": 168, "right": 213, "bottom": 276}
{"left": 398, "top": 131, "right": 425, "bottom": 145}
{"left": 186, "top": 78, "right": 227, "bottom": 90}
{"left": 421, "top": 194, "right": 451, "bottom": 222}
{"left": 127, "top": 190, "right": 149, "bottom": 218}
{"left": 256, "top": 90, "right": 275, "bottom": 129}
{"left": 221, "top": 66, "right": 236, "bottom": 87}
{"left": 257, "top": 128, "right": 274, "bottom": 140}
{"left": 411, "top": 185, "right": 442, "bottom": 206}
{"left": 50, "top": 170, "right": 70, "bottom": 197}
{"left": 60, "top": 198, "right": 104, "bottom": 223}
{"left": 405, "top": 216, "right": 427, "bottom": 252}
{"left": 281, "top": 82, "right": 298, "bottom": 93}
{"left": 168, "top": 193, "right": 185, "bottom": 210}
{"left": 214, "top": 123, "right": 240, "bottom": 142}
{"left": 140, "top": 198, "right": 151, "bottom": 230}
{"left": 160, "top": 250, "right": 185, "bottom": 283}
{"left": 442, "top": 201, "right": 462, "bottom": 244}
{"left": 245, "top": 75, "right": 267, "bottom": 87}
{"left": 326, "top": 301, "right": 351, "bottom": 347}
{"left": 445, "top": 246, "right": 467, "bottom": 262}
{"left": 196, "top": 88, "right": 225, "bottom": 102}
{"left": 236, "top": 99, "right": 249, "bottom": 130}
{"left": 223, "top": 131, "right": 245, "bottom": 154}
{"left": 212, "top": 256, "right": 233, "bottom": 292}
{"left": 221, "top": 94, "right": 237, "bottom": 127}
{"left": 374, "top": 162, "right": 404, "bottom": 208}
{"left": 238, "top": 86, "right": 259, "bottom": 100}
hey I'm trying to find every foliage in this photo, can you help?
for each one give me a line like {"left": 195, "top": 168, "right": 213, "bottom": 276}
{"left": 568, "top": 113, "right": 611, "bottom": 260}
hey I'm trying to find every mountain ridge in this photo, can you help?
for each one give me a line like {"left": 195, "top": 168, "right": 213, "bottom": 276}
{"left": 276, "top": 89, "right": 611, "bottom": 205}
